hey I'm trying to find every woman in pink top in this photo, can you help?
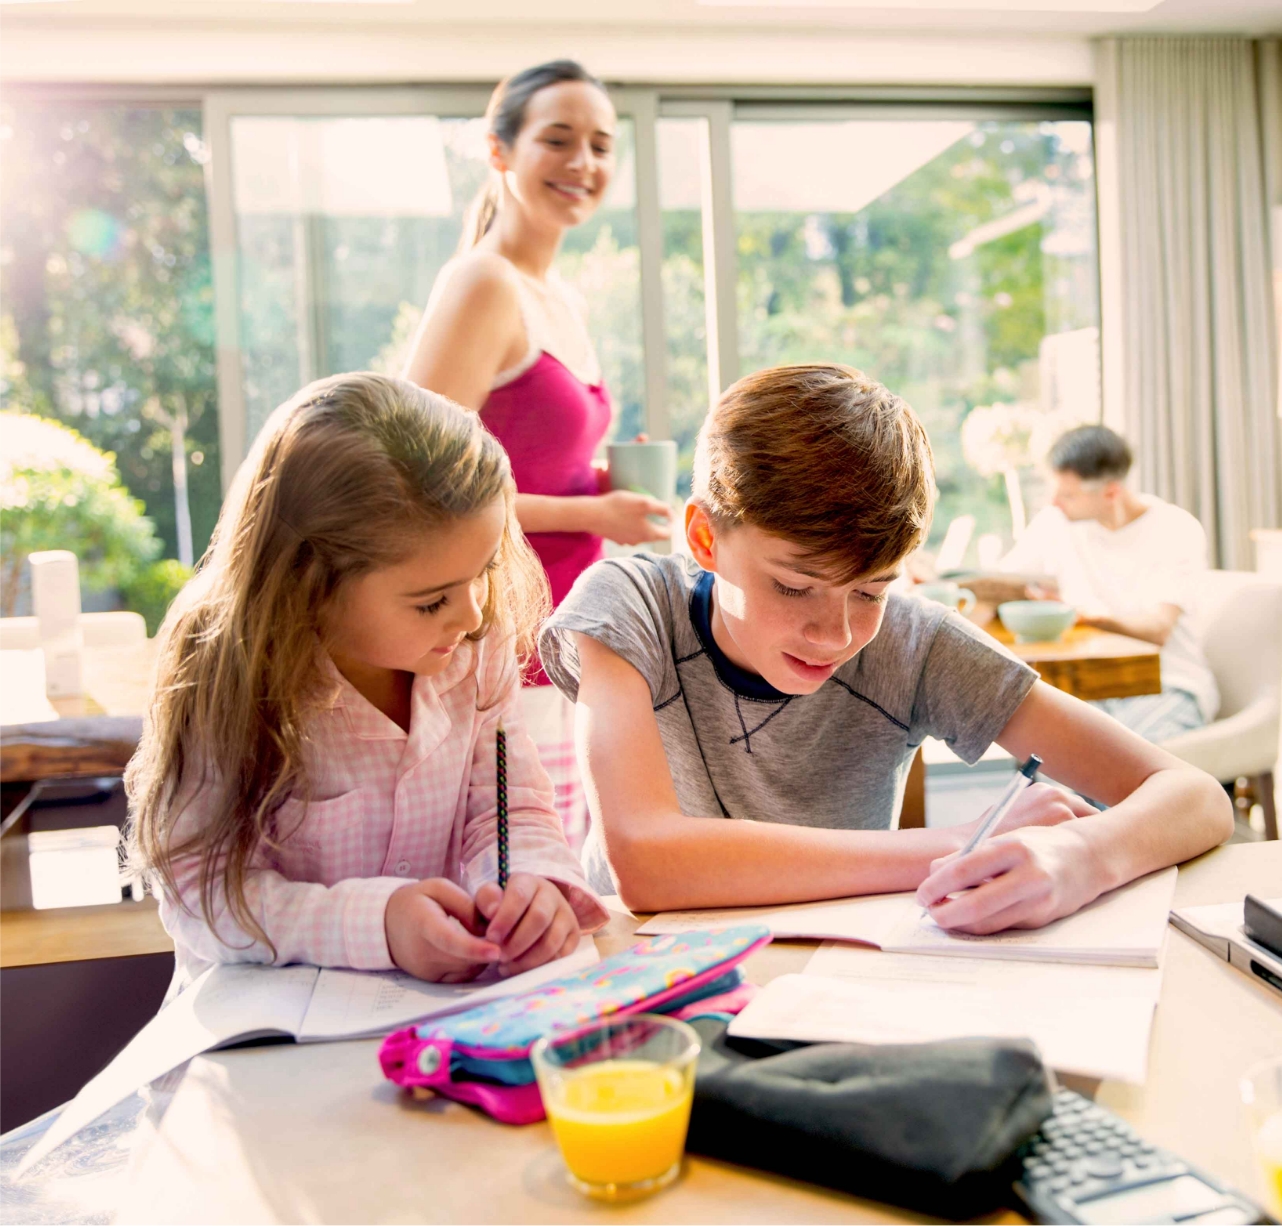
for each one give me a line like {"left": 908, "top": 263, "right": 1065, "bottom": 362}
{"left": 405, "top": 61, "right": 670, "bottom": 846}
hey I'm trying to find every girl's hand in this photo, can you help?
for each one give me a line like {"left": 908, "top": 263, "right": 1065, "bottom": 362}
{"left": 915, "top": 822, "right": 1105, "bottom": 934}
{"left": 591, "top": 490, "right": 672, "bottom": 546}
{"left": 474, "top": 874, "right": 582, "bottom": 976}
{"left": 385, "top": 878, "right": 501, "bottom": 983}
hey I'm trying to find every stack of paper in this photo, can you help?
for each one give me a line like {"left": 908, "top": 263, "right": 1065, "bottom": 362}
{"left": 640, "top": 869, "right": 1180, "bottom": 1084}
{"left": 728, "top": 945, "right": 1164, "bottom": 1084}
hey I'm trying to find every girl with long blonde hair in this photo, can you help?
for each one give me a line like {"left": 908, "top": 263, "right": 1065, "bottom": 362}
{"left": 127, "top": 372, "right": 606, "bottom": 988}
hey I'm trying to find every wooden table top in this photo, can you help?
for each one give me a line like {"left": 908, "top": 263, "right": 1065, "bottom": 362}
{"left": 0, "top": 897, "right": 173, "bottom": 968}
{"left": 976, "top": 613, "right": 1162, "bottom": 702}
{"left": 118, "top": 842, "right": 1282, "bottom": 1226}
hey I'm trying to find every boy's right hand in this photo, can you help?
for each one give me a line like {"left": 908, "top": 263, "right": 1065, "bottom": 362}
{"left": 385, "top": 878, "right": 501, "bottom": 983}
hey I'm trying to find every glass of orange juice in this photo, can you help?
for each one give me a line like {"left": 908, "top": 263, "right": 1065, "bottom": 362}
{"left": 1242, "top": 1056, "right": 1282, "bottom": 1219}
{"left": 531, "top": 1013, "right": 701, "bottom": 1201}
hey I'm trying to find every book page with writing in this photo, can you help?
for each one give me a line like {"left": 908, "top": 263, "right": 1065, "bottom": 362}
{"left": 17, "top": 963, "right": 318, "bottom": 1176}
{"left": 635, "top": 892, "right": 912, "bottom": 945}
{"left": 881, "top": 867, "right": 1178, "bottom": 967}
{"left": 298, "top": 935, "right": 600, "bottom": 1040}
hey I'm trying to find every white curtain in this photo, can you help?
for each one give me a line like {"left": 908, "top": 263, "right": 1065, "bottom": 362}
{"left": 1097, "top": 37, "right": 1281, "bottom": 569}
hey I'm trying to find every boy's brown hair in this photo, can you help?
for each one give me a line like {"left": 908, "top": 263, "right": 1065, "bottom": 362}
{"left": 693, "top": 363, "right": 935, "bottom": 582}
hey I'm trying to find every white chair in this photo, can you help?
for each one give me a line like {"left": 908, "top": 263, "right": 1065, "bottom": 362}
{"left": 1161, "top": 571, "right": 1282, "bottom": 839}
{"left": 0, "top": 612, "right": 148, "bottom": 650}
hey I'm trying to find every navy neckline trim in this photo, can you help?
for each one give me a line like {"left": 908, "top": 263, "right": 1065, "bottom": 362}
{"left": 689, "top": 569, "right": 791, "bottom": 702}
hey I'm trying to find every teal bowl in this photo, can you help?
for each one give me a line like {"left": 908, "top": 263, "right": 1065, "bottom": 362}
{"left": 997, "top": 600, "right": 1076, "bottom": 643}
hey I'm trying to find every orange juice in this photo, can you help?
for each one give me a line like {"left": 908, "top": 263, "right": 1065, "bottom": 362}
{"left": 1254, "top": 1108, "right": 1282, "bottom": 1217}
{"left": 543, "top": 1059, "right": 694, "bottom": 1188}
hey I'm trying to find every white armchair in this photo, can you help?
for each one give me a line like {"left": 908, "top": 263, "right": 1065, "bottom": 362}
{"left": 1160, "top": 570, "right": 1281, "bottom": 839}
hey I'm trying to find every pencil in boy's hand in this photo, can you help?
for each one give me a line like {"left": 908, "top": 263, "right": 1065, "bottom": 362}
{"left": 957, "top": 754, "right": 1043, "bottom": 857}
{"left": 496, "top": 719, "right": 509, "bottom": 891}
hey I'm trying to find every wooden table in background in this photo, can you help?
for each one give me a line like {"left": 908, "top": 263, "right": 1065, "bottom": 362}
{"left": 986, "top": 621, "right": 1162, "bottom": 702}
{"left": 900, "top": 615, "right": 1162, "bottom": 829}
{"left": 1, "top": 640, "right": 158, "bottom": 781}
{"left": 0, "top": 898, "right": 172, "bottom": 968}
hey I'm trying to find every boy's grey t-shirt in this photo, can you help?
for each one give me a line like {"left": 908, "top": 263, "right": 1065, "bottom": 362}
{"left": 539, "top": 553, "right": 1037, "bottom": 893}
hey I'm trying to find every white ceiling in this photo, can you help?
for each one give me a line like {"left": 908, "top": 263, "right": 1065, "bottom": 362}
{"left": 1, "top": 0, "right": 1279, "bottom": 34}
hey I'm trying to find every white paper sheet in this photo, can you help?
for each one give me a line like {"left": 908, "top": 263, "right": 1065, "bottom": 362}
{"left": 732, "top": 945, "right": 1163, "bottom": 1084}
{"left": 640, "top": 867, "right": 1178, "bottom": 969}
{"left": 298, "top": 935, "right": 600, "bottom": 1040}
{"left": 17, "top": 963, "right": 318, "bottom": 1177}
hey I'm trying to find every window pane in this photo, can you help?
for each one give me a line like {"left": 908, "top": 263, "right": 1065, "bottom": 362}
{"left": 733, "top": 117, "right": 1100, "bottom": 555}
{"left": 658, "top": 116, "right": 709, "bottom": 498}
{"left": 229, "top": 114, "right": 473, "bottom": 438}
{"left": 229, "top": 111, "right": 644, "bottom": 446}
{"left": 0, "top": 102, "right": 221, "bottom": 573}
{"left": 558, "top": 116, "right": 644, "bottom": 444}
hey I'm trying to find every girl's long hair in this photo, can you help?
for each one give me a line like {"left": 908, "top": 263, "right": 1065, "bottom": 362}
{"left": 126, "top": 372, "right": 548, "bottom": 956}
{"left": 460, "top": 59, "right": 608, "bottom": 252}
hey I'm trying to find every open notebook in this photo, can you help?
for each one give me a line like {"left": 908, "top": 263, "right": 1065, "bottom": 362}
{"left": 18, "top": 938, "right": 598, "bottom": 1176}
{"left": 638, "top": 867, "right": 1178, "bottom": 968}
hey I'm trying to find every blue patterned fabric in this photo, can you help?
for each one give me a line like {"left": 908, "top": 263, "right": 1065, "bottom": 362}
{"left": 416, "top": 925, "right": 769, "bottom": 1056}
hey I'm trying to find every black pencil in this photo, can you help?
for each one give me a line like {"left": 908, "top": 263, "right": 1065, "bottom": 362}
{"left": 496, "top": 719, "right": 509, "bottom": 890}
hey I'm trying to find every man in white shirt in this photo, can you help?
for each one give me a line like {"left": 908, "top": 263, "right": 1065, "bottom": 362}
{"left": 998, "top": 425, "right": 1218, "bottom": 743}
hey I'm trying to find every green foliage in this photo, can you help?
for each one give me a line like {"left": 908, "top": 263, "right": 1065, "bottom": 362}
{"left": 0, "top": 411, "right": 160, "bottom": 617}
{"left": 558, "top": 222, "right": 644, "bottom": 442}
{"left": 0, "top": 103, "right": 221, "bottom": 560}
{"left": 370, "top": 300, "right": 426, "bottom": 378}
{"left": 716, "top": 119, "right": 1099, "bottom": 552}
{"left": 120, "top": 557, "right": 192, "bottom": 635}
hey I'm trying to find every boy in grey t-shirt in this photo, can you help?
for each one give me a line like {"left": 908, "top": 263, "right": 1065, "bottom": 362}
{"left": 542, "top": 554, "right": 1036, "bottom": 893}
{"left": 540, "top": 365, "right": 1231, "bottom": 932}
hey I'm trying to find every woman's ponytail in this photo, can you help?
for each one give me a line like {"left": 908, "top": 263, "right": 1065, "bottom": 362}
{"left": 457, "top": 59, "right": 606, "bottom": 254}
{"left": 460, "top": 178, "right": 501, "bottom": 252}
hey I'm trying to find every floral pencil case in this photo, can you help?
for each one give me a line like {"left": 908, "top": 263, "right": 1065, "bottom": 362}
{"left": 378, "top": 925, "right": 770, "bottom": 1124}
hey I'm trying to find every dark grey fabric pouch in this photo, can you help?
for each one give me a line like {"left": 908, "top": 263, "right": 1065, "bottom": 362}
{"left": 686, "top": 1019, "right": 1053, "bottom": 1221}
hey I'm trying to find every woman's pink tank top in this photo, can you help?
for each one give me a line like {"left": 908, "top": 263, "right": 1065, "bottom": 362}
{"left": 479, "top": 350, "right": 612, "bottom": 609}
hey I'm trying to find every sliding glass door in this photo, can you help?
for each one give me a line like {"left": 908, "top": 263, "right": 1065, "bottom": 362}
{"left": 205, "top": 86, "right": 1100, "bottom": 556}
{"left": 728, "top": 108, "right": 1099, "bottom": 547}
{"left": 207, "top": 88, "right": 646, "bottom": 462}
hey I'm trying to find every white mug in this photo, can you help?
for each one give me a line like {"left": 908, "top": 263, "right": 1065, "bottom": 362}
{"left": 917, "top": 581, "right": 976, "bottom": 617}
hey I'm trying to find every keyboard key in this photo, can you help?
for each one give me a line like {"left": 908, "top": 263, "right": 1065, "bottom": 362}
{"left": 1084, "top": 1156, "right": 1125, "bottom": 1180}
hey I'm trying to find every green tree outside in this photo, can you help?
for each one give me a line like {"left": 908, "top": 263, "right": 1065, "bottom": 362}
{"left": 0, "top": 409, "right": 160, "bottom": 618}
{"left": 0, "top": 102, "right": 222, "bottom": 568}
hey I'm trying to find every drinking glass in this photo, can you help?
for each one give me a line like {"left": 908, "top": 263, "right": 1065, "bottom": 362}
{"left": 531, "top": 1013, "right": 700, "bottom": 1201}
{"left": 1241, "top": 1055, "right": 1282, "bottom": 1218}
